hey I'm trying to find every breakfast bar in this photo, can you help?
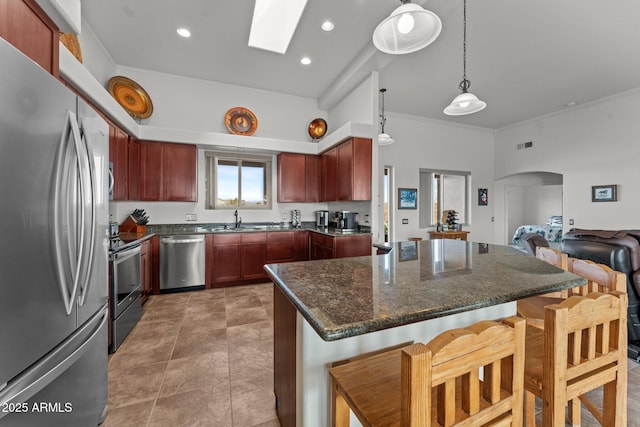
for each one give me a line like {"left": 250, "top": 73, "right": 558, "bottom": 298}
{"left": 265, "top": 239, "right": 586, "bottom": 427}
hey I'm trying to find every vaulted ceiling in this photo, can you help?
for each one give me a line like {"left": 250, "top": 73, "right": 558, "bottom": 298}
{"left": 82, "top": 0, "right": 640, "bottom": 129}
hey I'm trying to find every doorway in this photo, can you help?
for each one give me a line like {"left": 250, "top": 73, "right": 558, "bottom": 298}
{"left": 383, "top": 166, "right": 394, "bottom": 242}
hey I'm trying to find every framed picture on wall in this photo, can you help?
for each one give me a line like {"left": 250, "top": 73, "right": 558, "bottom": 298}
{"left": 591, "top": 185, "right": 617, "bottom": 202}
{"left": 398, "top": 188, "right": 417, "bottom": 209}
{"left": 478, "top": 188, "right": 488, "bottom": 206}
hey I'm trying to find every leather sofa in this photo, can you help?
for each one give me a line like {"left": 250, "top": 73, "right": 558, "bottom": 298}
{"left": 562, "top": 229, "right": 640, "bottom": 360}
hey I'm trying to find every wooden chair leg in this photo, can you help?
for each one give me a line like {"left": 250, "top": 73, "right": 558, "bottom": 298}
{"left": 568, "top": 397, "right": 581, "bottom": 426}
{"left": 524, "top": 391, "right": 536, "bottom": 427}
{"left": 333, "top": 382, "right": 350, "bottom": 427}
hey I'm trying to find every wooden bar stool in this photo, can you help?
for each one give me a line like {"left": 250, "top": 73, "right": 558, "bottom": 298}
{"left": 523, "top": 291, "right": 628, "bottom": 427}
{"left": 329, "top": 316, "right": 525, "bottom": 426}
{"left": 518, "top": 255, "right": 626, "bottom": 330}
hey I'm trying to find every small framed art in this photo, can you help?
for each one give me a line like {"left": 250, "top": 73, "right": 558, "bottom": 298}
{"left": 398, "top": 188, "right": 417, "bottom": 209}
{"left": 478, "top": 188, "right": 488, "bottom": 206}
{"left": 591, "top": 185, "right": 617, "bottom": 202}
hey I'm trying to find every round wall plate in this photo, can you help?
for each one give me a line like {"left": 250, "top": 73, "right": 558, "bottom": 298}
{"left": 107, "top": 76, "right": 153, "bottom": 120}
{"left": 224, "top": 107, "right": 258, "bottom": 136}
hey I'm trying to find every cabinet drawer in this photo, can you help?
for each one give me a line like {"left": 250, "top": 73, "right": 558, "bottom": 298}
{"left": 241, "top": 232, "right": 267, "bottom": 243}
{"left": 213, "top": 233, "right": 242, "bottom": 245}
{"left": 268, "top": 231, "right": 294, "bottom": 243}
{"left": 311, "top": 232, "right": 334, "bottom": 248}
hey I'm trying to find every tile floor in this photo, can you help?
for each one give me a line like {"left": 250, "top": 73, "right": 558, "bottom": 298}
{"left": 104, "top": 283, "right": 640, "bottom": 427}
{"left": 103, "top": 283, "right": 279, "bottom": 427}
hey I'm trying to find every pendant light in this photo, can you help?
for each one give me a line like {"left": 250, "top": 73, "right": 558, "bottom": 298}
{"left": 378, "top": 88, "right": 395, "bottom": 145}
{"left": 444, "top": 0, "right": 486, "bottom": 116}
{"left": 373, "top": 0, "right": 442, "bottom": 55}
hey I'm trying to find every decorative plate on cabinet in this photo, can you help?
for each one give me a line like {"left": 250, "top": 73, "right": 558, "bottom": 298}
{"left": 107, "top": 76, "right": 154, "bottom": 120}
{"left": 224, "top": 107, "right": 258, "bottom": 136}
{"left": 308, "top": 118, "right": 327, "bottom": 140}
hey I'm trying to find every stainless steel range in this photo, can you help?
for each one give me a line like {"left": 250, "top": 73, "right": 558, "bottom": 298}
{"left": 108, "top": 223, "right": 142, "bottom": 352}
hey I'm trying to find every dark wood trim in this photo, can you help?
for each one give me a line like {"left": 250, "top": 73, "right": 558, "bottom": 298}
{"left": 273, "top": 284, "right": 297, "bottom": 427}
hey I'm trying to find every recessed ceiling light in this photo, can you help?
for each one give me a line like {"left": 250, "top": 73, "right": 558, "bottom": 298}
{"left": 300, "top": 57, "right": 311, "bottom": 65}
{"left": 176, "top": 28, "right": 191, "bottom": 38}
{"left": 321, "top": 20, "right": 334, "bottom": 31}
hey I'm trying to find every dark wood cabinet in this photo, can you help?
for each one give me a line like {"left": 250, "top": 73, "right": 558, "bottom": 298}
{"left": 127, "top": 138, "right": 140, "bottom": 200}
{"left": 322, "top": 147, "right": 338, "bottom": 201}
{"left": 137, "top": 141, "right": 196, "bottom": 201}
{"left": 241, "top": 233, "right": 267, "bottom": 281}
{"left": 294, "top": 231, "right": 310, "bottom": 261}
{"left": 310, "top": 232, "right": 372, "bottom": 260}
{"left": 0, "top": 0, "right": 59, "bottom": 76}
{"left": 138, "top": 140, "right": 163, "bottom": 201}
{"left": 140, "top": 239, "right": 151, "bottom": 305}
{"left": 277, "top": 153, "right": 320, "bottom": 203}
{"left": 210, "top": 234, "right": 242, "bottom": 286}
{"left": 336, "top": 137, "right": 372, "bottom": 201}
{"left": 162, "top": 142, "right": 197, "bottom": 201}
{"left": 109, "top": 124, "right": 129, "bottom": 200}
{"left": 267, "top": 232, "right": 296, "bottom": 263}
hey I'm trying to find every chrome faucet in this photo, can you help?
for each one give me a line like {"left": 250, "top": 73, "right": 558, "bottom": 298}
{"left": 234, "top": 209, "right": 241, "bottom": 228}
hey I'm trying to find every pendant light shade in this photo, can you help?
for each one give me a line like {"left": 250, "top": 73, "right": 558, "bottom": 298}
{"left": 373, "top": 1, "right": 442, "bottom": 55}
{"left": 378, "top": 88, "right": 395, "bottom": 146}
{"left": 444, "top": 0, "right": 486, "bottom": 116}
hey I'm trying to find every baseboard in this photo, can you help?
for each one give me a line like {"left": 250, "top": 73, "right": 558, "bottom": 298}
{"left": 629, "top": 343, "right": 640, "bottom": 363}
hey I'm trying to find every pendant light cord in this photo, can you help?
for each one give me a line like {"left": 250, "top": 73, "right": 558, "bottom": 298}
{"left": 459, "top": 0, "right": 470, "bottom": 93}
{"left": 380, "top": 88, "right": 387, "bottom": 133}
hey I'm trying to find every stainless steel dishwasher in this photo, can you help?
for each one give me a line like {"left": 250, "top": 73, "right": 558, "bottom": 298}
{"left": 160, "top": 235, "right": 206, "bottom": 292}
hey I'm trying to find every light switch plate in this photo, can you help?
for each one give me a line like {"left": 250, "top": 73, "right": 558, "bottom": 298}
{"left": 186, "top": 213, "right": 197, "bottom": 221}
{"left": 402, "top": 219, "right": 408, "bottom": 224}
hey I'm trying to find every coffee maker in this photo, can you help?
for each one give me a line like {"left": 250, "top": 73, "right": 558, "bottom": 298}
{"left": 332, "top": 211, "right": 358, "bottom": 231}
{"left": 315, "top": 210, "right": 329, "bottom": 228}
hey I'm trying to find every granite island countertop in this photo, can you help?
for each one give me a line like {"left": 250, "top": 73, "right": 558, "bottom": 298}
{"left": 264, "top": 239, "right": 585, "bottom": 341}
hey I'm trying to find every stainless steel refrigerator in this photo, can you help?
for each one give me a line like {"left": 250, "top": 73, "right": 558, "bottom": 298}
{"left": 0, "top": 38, "right": 109, "bottom": 426}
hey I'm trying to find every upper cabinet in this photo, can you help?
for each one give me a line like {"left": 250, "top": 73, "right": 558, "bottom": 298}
{"left": 134, "top": 140, "right": 197, "bottom": 202}
{"left": 0, "top": 0, "right": 59, "bottom": 76}
{"left": 322, "top": 137, "right": 371, "bottom": 202}
{"left": 278, "top": 138, "right": 371, "bottom": 203}
{"left": 109, "top": 123, "right": 129, "bottom": 200}
{"left": 277, "top": 153, "right": 320, "bottom": 203}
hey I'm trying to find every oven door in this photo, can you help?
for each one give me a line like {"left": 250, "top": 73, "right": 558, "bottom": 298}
{"left": 110, "top": 244, "right": 141, "bottom": 319}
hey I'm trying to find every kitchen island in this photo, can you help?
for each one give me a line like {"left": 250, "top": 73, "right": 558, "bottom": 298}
{"left": 264, "top": 239, "right": 585, "bottom": 427}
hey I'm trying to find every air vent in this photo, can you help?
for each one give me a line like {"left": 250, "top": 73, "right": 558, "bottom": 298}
{"left": 517, "top": 141, "right": 533, "bottom": 150}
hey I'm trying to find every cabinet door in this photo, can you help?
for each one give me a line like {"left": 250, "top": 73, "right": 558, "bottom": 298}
{"left": 351, "top": 138, "right": 372, "bottom": 201}
{"left": 109, "top": 124, "right": 129, "bottom": 200}
{"left": 127, "top": 138, "right": 140, "bottom": 200}
{"left": 162, "top": 142, "right": 197, "bottom": 201}
{"left": 335, "top": 235, "right": 372, "bottom": 258}
{"left": 138, "top": 141, "right": 163, "bottom": 201}
{"left": 0, "top": 0, "right": 59, "bottom": 76}
{"left": 267, "top": 232, "right": 295, "bottom": 263}
{"left": 241, "top": 243, "right": 267, "bottom": 280}
{"left": 293, "top": 231, "right": 309, "bottom": 261}
{"left": 322, "top": 147, "right": 337, "bottom": 201}
{"left": 336, "top": 139, "right": 354, "bottom": 201}
{"left": 212, "top": 244, "right": 242, "bottom": 285}
{"left": 304, "top": 155, "right": 320, "bottom": 202}
{"left": 277, "top": 153, "right": 305, "bottom": 202}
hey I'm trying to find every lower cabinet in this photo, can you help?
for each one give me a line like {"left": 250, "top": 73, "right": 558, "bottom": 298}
{"left": 204, "top": 231, "right": 369, "bottom": 287}
{"left": 310, "top": 232, "right": 372, "bottom": 260}
{"left": 207, "top": 232, "right": 268, "bottom": 287}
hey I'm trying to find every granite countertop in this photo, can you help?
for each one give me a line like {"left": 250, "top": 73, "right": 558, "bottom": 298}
{"left": 142, "top": 222, "right": 371, "bottom": 237}
{"left": 264, "top": 240, "right": 586, "bottom": 341}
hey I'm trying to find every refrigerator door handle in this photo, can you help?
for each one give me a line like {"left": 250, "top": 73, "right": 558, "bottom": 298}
{"left": 51, "top": 111, "right": 83, "bottom": 315}
{"left": 77, "top": 120, "right": 97, "bottom": 307}
{"left": 0, "top": 307, "right": 108, "bottom": 419}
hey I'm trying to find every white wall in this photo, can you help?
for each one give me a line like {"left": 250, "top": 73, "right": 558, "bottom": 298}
{"left": 77, "top": 20, "right": 116, "bottom": 86}
{"left": 523, "top": 185, "right": 562, "bottom": 224}
{"left": 377, "top": 113, "right": 495, "bottom": 243}
{"left": 494, "top": 88, "right": 640, "bottom": 242}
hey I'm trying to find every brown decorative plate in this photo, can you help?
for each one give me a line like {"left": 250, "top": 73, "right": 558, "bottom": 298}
{"left": 224, "top": 107, "right": 258, "bottom": 136}
{"left": 308, "top": 118, "right": 327, "bottom": 140}
{"left": 107, "top": 76, "right": 154, "bottom": 120}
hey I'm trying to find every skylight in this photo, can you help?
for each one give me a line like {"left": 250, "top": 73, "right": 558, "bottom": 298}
{"left": 248, "top": 0, "right": 308, "bottom": 54}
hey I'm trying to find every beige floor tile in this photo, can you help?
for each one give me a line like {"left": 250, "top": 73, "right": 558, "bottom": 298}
{"left": 102, "top": 400, "right": 155, "bottom": 427}
{"left": 108, "top": 361, "right": 167, "bottom": 408}
{"left": 230, "top": 375, "right": 278, "bottom": 427}
{"left": 171, "top": 327, "right": 227, "bottom": 360}
{"left": 148, "top": 389, "right": 232, "bottom": 427}
{"left": 159, "top": 352, "right": 230, "bottom": 397}
{"left": 226, "top": 306, "right": 269, "bottom": 327}
{"left": 109, "top": 335, "right": 177, "bottom": 372}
